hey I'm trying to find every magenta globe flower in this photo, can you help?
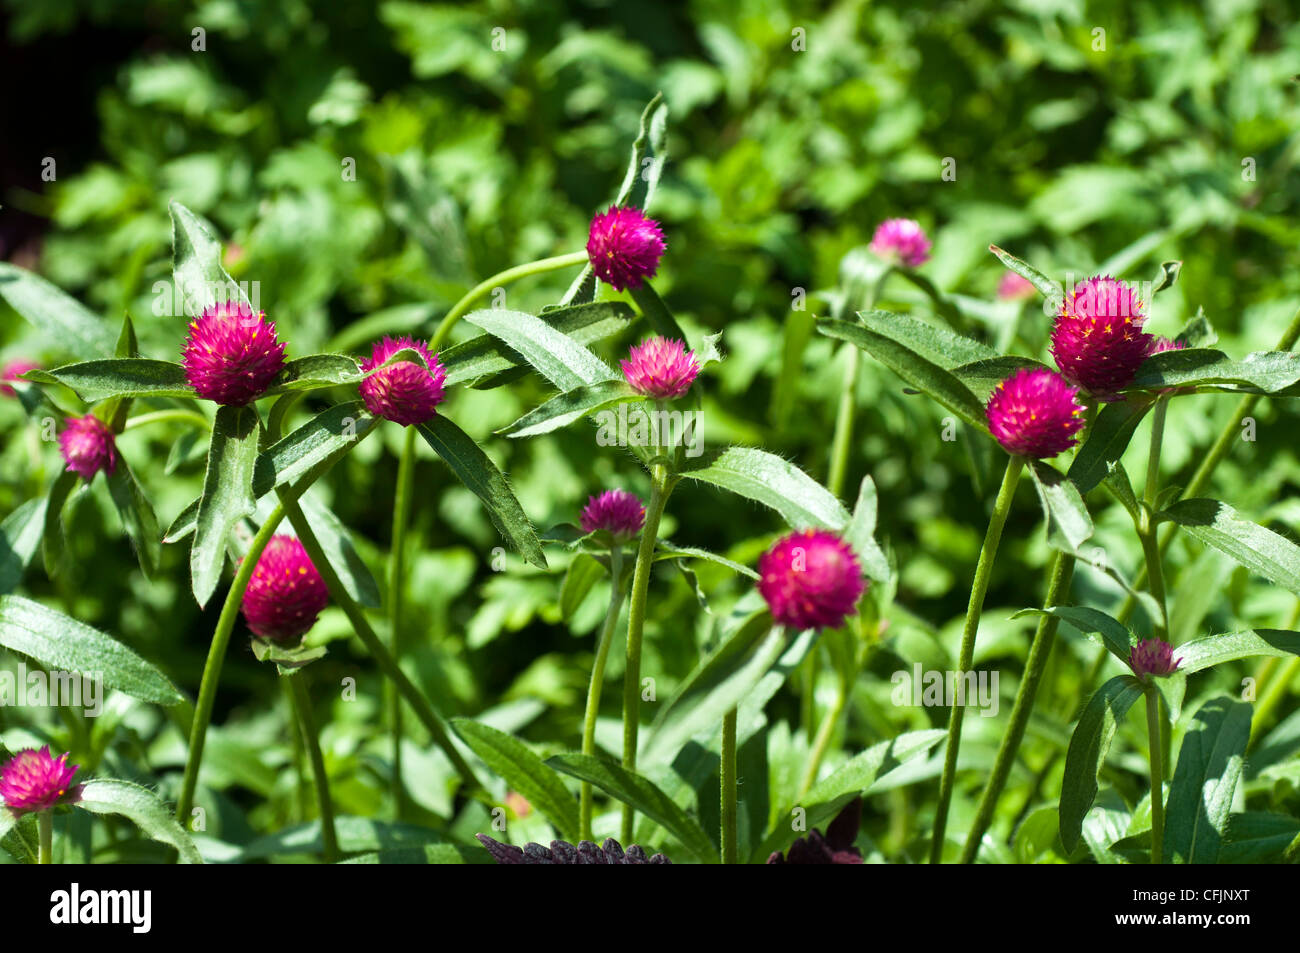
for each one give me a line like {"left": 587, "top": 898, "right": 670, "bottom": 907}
{"left": 1050, "top": 276, "right": 1154, "bottom": 398}
{"left": 59, "top": 414, "right": 118, "bottom": 481}
{"left": 358, "top": 336, "right": 446, "bottom": 426}
{"left": 1, "top": 359, "right": 40, "bottom": 398}
{"left": 241, "top": 535, "right": 330, "bottom": 644}
{"left": 182, "top": 302, "right": 287, "bottom": 406}
{"left": 0, "top": 746, "right": 80, "bottom": 815}
{"left": 758, "top": 530, "right": 865, "bottom": 631}
{"left": 869, "top": 218, "right": 931, "bottom": 268}
{"left": 586, "top": 206, "right": 666, "bottom": 292}
{"left": 580, "top": 489, "right": 646, "bottom": 543}
{"left": 997, "top": 272, "right": 1036, "bottom": 302}
{"left": 621, "top": 336, "right": 700, "bottom": 399}
{"left": 986, "top": 367, "right": 1085, "bottom": 459}
{"left": 1129, "top": 638, "right": 1181, "bottom": 680}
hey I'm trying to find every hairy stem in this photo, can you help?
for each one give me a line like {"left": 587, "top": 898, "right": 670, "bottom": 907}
{"left": 721, "top": 707, "right": 738, "bottom": 864}
{"left": 387, "top": 425, "right": 417, "bottom": 820}
{"left": 286, "top": 670, "right": 338, "bottom": 863}
{"left": 579, "top": 547, "right": 624, "bottom": 841}
{"left": 1145, "top": 684, "right": 1165, "bottom": 864}
{"left": 38, "top": 811, "right": 52, "bottom": 865}
{"left": 797, "top": 677, "right": 848, "bottom": 801}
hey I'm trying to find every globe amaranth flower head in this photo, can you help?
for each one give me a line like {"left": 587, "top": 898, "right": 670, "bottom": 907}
{"left": 586, "top": 205, "right": 666, "bottom": 292}
{"left": 476, "top": 833, "right": 671, "bottom": 865}
{"left": 1, "top": 359, "right": 40, "bottom": 398}
{"left": 621, "top": 336, "right": 700, "bottom": 399}
{"left": 59, "top": 414, "right": 118, "bottom": 481}
{"left": 758, "top": 529, "right": 865, "bottom": 632}
{"left": 358, "top": 336, "right": 446, "bottom": 426}
{"left": 986, "top": 367, "right": 1085, "bottom": 459}
{"left": 1129, "top": 638, "right": 1181, "bottom": 680}
{"left": 182, "top": 301, "right": 287, "bottom": 405}
{"left": 1050, "top": 276, "right": 1154, "bottom": 398}
{"left": 241, "top": 535, "right": 330, "bottom": 644}
{"left": 0, "top": 746, "right": 81, "bottom": 815}
{"left": 869, "top": 218, "right": 931, "bottom": 268}
{"left": 580, "top": 489, "right": 646, "bottom": 544}
{"left": 768, "top": 796, "right": 863, "bottom": 864}
{"left": 997, "top": 271, "right": 1037, "bottom": 302}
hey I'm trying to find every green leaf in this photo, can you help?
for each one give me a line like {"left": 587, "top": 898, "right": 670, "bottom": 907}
{"left": 450, "top": 719, "right": 578, "bottom": 841}
{"left": 28, "top": 360, "right": 194, "bottom": 403}
{"left": 1059, "top": 675, "right": 1144, "bottom": 852}
{"left": 76, "top": 779, "right": 202, "bottom": 864}
{"left": 1159, "top": 499, "right": 1300, "bottom": 595}
{"left": 771, "top": 308, "right": 815, "bottom": 427}
{"left": 106, "top": 458, "right": 161, "bottom": 578}
{"left": 0, "top": 498, "right": 49, "bottom": 595}
{"left": 1102, "top": 461, "right": 1141, "bottom": 523}
{"left": 1220, "top": 813, "right": 1300, "bottom": 863}
{"left": 1028, "top": 459, "right": 1094, "bottom": 553}
{"left": 987, "top": 244, "right": 1063, "bottom": 304}
{"left": 1176, "top": 309, "right": 1217, "bottom": 349}
{"left": 678, "top": 446, "right": 850, "bottom": 531}
{"left": 170, "top": 200, "right": 250, "bottom": 317}
{"left": 1018, "top": 606, "right": 1134, "bottom": 663}
{"left": 296, "top": 492, "right": 382, "bottom": 609}
{"left": 950, "top": 356, "right": 1049, "bottom": 402}
{"left": 642, "top": 615, "right": 782, "bottom": 767}
{"left": 652, "top": 541, "right": 758, "bottom": 579}
{"left": 191, "top": 405, "right": 261, "bottom": 607}
{"left": 546, "top": 752, "right": 715, "bottom": 862}
{"left": 266, "top": 354, "right": 364, "bottom": 394}
{"left": 817, "top": 317, "right": 988, "bottom": 432}
{"left": 499, "top": 380, "right": 644, "bottom": 438}
{"left": 628, "top": 282, "right": 686, "bottom": 341}
{"left": 443, "top": 301, "right": 633, "bottom": 388}
{"left": 757, "top": 729, "right": 946, "bottom": 861}
{"left": 416, "top": 416, "right": 547, "bottom": 569}
{"left": 0, "top": 595, "right": 182, "bottom": 704}
{"left": 1177, "top": 630, "right": 1300, "bottom": 673}
{"left": 42, "top": 472, "right": 77, "bottom": 579}
{"left": 1151, "top": 260, "right": 1182, "bottom": 294}
{"left": 463, "top": 309, "right": 617, "bottom": 390}
{"left": 857, "top": 309, "right": 999, "bottom": 368}
{"left": 1066, "top": 397, "right": 1152, "bottom": 494}
{"left": 0, "top": 262, "right": 116, "bottom": 358}
{"left": 1129, "top": 348, "right": 1300, "bottom": 394}
{"left": 1163, "top": 696, "right": 1252, "bottom": 864}
{"left": 253, "top": 402, "right": 379, "bottom": 498}
{"left": 238, "top": 817, "right": 448, "bottom": 860}
{"left": 559, "top": 554, "right": 606, "bottom": 622}
{"left": 844, "top": 476, "right": 890, "bottom": 582}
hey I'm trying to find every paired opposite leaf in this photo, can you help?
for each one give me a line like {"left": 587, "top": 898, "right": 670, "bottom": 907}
{"left": 463, "top": 309, "right": 617, "bottom": 391}
{"left": 1163, "top": 696, "right": 1252, "bottom": 864}
{"left": 1159, "top": 499, "right": 1300, "bottom": 595}
{"left": 75, "top": 779, "right": 202, "bottom": 864}
{"left": 678, "top": 446, "right": 850, "bottom": 531}
{"left": 1059, "top": 675, "right": 1144, "bottom": 852}
{"left": 170, "top": 200, "right": 250, "bottom": 317}
{"left": 191, "top": 405, "right": 261, "bottom": 607}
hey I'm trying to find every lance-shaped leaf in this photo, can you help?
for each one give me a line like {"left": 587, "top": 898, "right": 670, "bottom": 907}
{"left": 1177, "top": 630, "right": 1300, "bottom": 673}
{"left": 0, "top": 263, "right": 116, "bottom": 358}
{"left": 628, "top": 282, "right": 686, "bottom": 341}
{"left": 1159, "top": 499, "right": 1300, "bottom": 595}
{"left": 817, "top": 317, "right": 988, "bottom": 432}
{"left": 295, "top": 492, "right": 381, "bottom": 609}
{"left": 0, "top": 595, "right": 182, "bottom": 705}
{"left": 844, "top": 476, "right": 890, "bottom": 582}
{"left": 266, "top": 354, "right": 364, "bottom": 394}
{"left": 464, "top": 309, "right": 617, "bottom": 391}
{"left": 988, "top": 244, "right": 1063, "bottom": 305}
{"left": 444, "top": 301, "right": 634, "bottom": 387}
{"left": 1028, "top": 459, "right": 1094, "bottom": 553}
{"left": 1017, "top": 605, "right": 1134, "bottom": 663}
{"left": 499, "top": 380, "right": 645, "bottom": 438}
{"left": 76, "top": 779, "right": 202, "bottom": 864}
{"left": 561, "top": 93, "right": 668, "bottom": 306}
{"left": 678, "top": 446, "right": 850, "bottom": 531}
{"left": 857, "top": 309, "right": 999, "bottom": 368}
{"left": 42, "top": 472, "right": 77, "bottom": 579}
{"left": 1127, "top": 347, "right": 1300, "bottom": 394}
{"left": 417, "top": 416, "right": 546, "bottom": 569}
{"left": 170, "top": 200, "right": 250, "bottom": 317}
{"left": 0, "top": 498, "right": 48, "bottom": 595}
{"left": 652, "top": 541, "right": 758, "bottom": 579}
{"left": 1059, "top": 674, "right": 1144, "bottom": 852}
{"left": 451, "top": 719, "right": 579, "bottom": 841}
{"left": 1066, "top": 397, "right": 1152, "bottom": 494}
{"left": 26, "top": 360, "right": 195, "bottom": 403}
{"left": 1163, "top": 696, "right": 1252, "bottom": 864}
{"left": 546, "top": 753, "right": 715, "bottom": 863}
{"left": 106, "top": 458, "right": 161, "bottom": 579}
{"left": 191, "top": 405, "right": 260, "bottom": 607}
{"left": 951, "top": 356, "right": 1049, "bottom": 402}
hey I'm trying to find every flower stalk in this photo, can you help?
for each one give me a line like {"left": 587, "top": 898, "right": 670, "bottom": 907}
{"left": 580, "top": 547, "right": 625, "bottom": 841}
{"left": 286, "top": 670, "right": 338, "bottom": 863}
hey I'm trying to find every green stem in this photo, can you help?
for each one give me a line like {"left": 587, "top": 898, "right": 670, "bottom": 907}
{"left": 797, "top": 678, "right": 848, "bottom": 800}
{"left": 177, "top": 496, "right": 292, "bottom": 823}
{"left": 580, "top": 547, "right": 624, "bottom": 841}
{"left": 286, "top": 670, "right": 338, "bottom": 863}
{"left": 621, "top": 463, "right": 674, "bottom": 843}
{"left": 283, "top": 678, "right": 310, "bottom": 820}
{"left": 1251, "top": 655, "right": 1300, "bottom": 747}
{"left": 429, "top": 250, "right": 588, "bottom": 351}
{"left": 930, "top": 454, "right": 1024, "bottom": 863}
{"left": 721, "top": 707, "right": 738, "bottom": 864}
{"left": 123, "top": 409, "right": 211, "bottom": 431}
{"left": 1143, "top": 398, "right": 1168, "bottom": 508}
{"left": 959, "top": 551, "right": 1075, "bottom": 863}
{"left": 38, "top": 811, "right": 52, "bottom": 864}
{"left": 388, "top": 425, "right": 417, "bottom": 820}
{"left": 1145, "top": 684, "right": 1165, "bottom": 864}
{"left": 826, "top": 346, "right": 861, "bottom": 499}
{"left": 278, "top": 491, "right": 482, "bottom": 791}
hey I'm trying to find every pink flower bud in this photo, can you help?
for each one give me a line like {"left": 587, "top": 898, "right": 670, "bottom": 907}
{"left": 1129, "top": 638, "right": 1181, "bottom": 680}
{"left": 586, "top": 206, "right": 666, "bottom": 292}
{"left": 986, "top": 367, "right": 1085, "bottom": 459}
{"left": 0, "top": 746, "right": 80, "bottom": 815}
{"left": 182, "top": 302, "right": 287, "bottom": 406}
{"left": 1050, "top": 276, "right": 1154, "bottom": 399}
{"left": 59, "top": 414, "right": 118, "bottom": 481}
{"left": 620, "top": 336, "right": 699, "bottom": 399}
{"left": 241, "top": 535, "right": 330, "bottom": 644}
{"left": 869, "top": 218, "right": 931, "bottom": 268}
{"left": 1, "top": 359, "right": 40, "bottom": 398}
{"left": 580, "top": 489, "right": 646, "bottom": 543}
{"left": 358, "top": 336, "right": 446, "bottom": 426}
{"left": 758, "top": 530, "right": 865, "bottom": 631}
